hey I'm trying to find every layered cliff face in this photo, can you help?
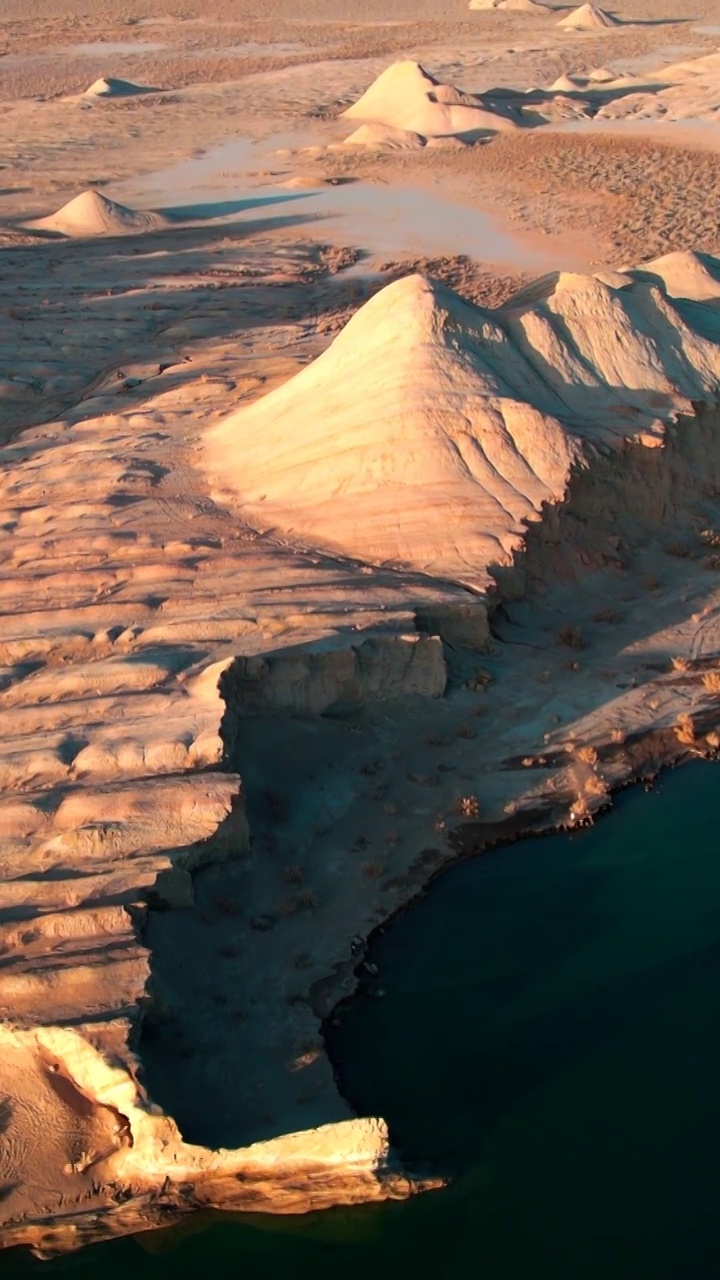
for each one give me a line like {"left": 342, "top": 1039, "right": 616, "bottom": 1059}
{"left": 3, "top": 251, "right": 720, "bottom": 1258}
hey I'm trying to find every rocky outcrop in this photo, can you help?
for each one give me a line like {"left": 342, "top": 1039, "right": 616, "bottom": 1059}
{"left": 219, "top": 633, "right": 446, "bottom": 720}
{"left": 1, "top": 1025, "right": 439, "bottom": 1259}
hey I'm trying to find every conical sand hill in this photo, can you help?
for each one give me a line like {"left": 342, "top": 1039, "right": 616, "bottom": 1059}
{"left": 557, "top": 4, "right": 622, "bottom": 30}
{"left": 203, "top": 263, "right": 720, "bottom": 590}
{"left": 25, "top": 190, "right": 160, "bottom": 237}
{"left": 83, "top": 76, "right": 155, "bottom": 98}
{"left": 342, "top": 61, "right": 518, "bottom": 137}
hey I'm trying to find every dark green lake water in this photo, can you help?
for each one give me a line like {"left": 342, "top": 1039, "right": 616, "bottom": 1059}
{"left": 8, "top": 761, "right": 720, "bottom": 1279}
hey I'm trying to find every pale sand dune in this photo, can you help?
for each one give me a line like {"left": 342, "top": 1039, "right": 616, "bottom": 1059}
{"left": 83, "top": 76, "right": 160, "bottom": 97}
{"left": 205, "top": 263, "right": 720, "bottom": 590}
{"left": 25, "top": 190, "right": 163, "bottom": 237}
{"left": 342, "top": 61, "right": 520, "bottom": 138}
{"left": 557, "top": 3, "right": 622, "bottom": 28}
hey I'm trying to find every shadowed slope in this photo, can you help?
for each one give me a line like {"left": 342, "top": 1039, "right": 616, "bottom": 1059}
{"left": 205, "top": 260, "right": 720, "bottom": 590}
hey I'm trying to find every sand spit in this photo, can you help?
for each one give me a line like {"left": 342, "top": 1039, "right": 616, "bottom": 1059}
{"left": 3, "top": 247, "right": 720, "bottom": 1256}
{"left": 557, "top": 3, "right": 622, "bottom": 29}
{"left": 341, "top": 61, "right": 520, "bottom": 138}
{"left": 24, "top": 190, "right": 163, "bottom": 237}
{"left": 205, "top": 263, "right": 720, "bottom": 590}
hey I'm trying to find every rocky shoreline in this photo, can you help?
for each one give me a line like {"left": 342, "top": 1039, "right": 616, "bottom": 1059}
{"left": 3, "top": 251, "right": 720, "bottom": 1255}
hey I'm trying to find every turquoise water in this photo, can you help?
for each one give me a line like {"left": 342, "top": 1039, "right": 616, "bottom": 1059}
{"left": 8, "top": 761, "right": 720, "bottom": 1278}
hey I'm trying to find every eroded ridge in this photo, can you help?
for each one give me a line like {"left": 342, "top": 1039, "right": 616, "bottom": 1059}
{"left": 3, "top": 250, "right": 720, "bottom": 1256}
{"left": 205, "top": 253, "right": 720, "bottom": 590}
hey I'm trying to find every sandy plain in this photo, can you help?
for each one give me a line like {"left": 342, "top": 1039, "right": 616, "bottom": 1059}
{"left": 2, "top": 0, "right": 720, "bottom": 1259}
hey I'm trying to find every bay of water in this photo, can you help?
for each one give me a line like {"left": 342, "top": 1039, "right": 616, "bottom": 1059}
{"left": 8, "top": 760, "right": 720, "bottom": 1278}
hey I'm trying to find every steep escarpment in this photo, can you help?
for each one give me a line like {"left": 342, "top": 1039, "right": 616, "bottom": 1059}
{"left": 3, "top": 250, "right": 720, "bottom": 1258}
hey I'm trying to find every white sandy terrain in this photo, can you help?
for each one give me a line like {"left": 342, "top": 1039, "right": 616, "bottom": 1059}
{"left": 3, "top": 242, "right": 720, "bottom": 1257}
{"left": 335, "top": 48, "right": 720, "bottom": 156}
{"left": 3, "top": 0, "right": 720, "bottom": 1259}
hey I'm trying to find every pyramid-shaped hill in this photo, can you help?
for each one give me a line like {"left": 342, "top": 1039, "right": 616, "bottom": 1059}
{"left": 204, "top": 263, "right": 720, "bottom": 590}
{"left": 558, "top": 3, "right": 621, "bottom": 29}
{"left": 341, "top": 61, "right": 519, "bottom": 138}
{"left": 25, "top": 190, "right": 162, "bottom": 237}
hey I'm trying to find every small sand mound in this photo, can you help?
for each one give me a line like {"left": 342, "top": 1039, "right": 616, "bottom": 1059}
{"left": 557, "top": 4, "right": 621, "bottom": 29}
{"left": 549, "top": 73, "right": 585, "bottom": 92}
{"left": 587, "top": 66, "right": 617, "bottom": 82}
{"left": 83, "top": 76, "right": 156, "bottom": 98}
{"left": 342, "top": 61, "right": 518, "bottom": 138}
{"left": 340, "top": 123, "right": 427, "bottom": 150}
{"left": 25, "top": 190, "right": 161, "bottom": 238}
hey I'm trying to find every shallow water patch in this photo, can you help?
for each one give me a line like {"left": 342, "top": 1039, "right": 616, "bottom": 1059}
{"left": 117, "top": 132, "right": 554, "bottom": 267}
